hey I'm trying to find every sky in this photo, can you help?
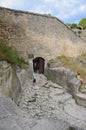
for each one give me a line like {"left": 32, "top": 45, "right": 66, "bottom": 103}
{"left": 0, "top": 0, "right": 86, "bottom": 24}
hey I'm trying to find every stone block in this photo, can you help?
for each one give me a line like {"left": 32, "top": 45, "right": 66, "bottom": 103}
{"left": 75, "top": 93, "right": 86, "bottom": 107}
{"left": 67, "top": 78, "right": 81, "bottom": 95}
{"left": 46, "top": 67, "right": 81, "bottom": 95}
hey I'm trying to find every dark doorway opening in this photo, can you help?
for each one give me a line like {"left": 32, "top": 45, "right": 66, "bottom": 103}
{"left": 33, "top": 57, "right": 45, "bottom": 74}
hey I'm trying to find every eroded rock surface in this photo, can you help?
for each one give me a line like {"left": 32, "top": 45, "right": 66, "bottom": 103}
{"left": 45, "top": 67, "right": 81, "bottom": 95}
{"left": 0, "top": 61, "right": 21, "bottom": 103}
{"left": 0, "top": 65, "right": 86, "bottom": 130}
{"left": 19, "top": 74, "right": 86, "bottom": 129}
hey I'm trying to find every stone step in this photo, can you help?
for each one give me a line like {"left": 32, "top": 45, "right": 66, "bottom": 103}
{"left": 79, "top": 85, "right": 86, "bottom": 93}
{"left": 80, "top": 89, "right": 86, "bottom": 93}
{"left": 75, "top": 93, "right": 86, "bottom": 107}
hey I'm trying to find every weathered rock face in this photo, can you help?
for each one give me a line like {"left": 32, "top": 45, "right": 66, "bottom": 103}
{"left": 0, "top": 93, "right": 31, "bottom": 130}
{"left": 0, "top": 61, "right": 85, "bottom": 130}
{"left": 17, "top": 67, "right": 32, "bottom": 87}
{"left": 19, "top": 74, "right": 86, "bottom": 130}
{"left": 45, "top": 67, "right": 81, "bottom": 95}
{"left": 1, "top": 92, "right": 84, "bottom": 130}
{"left": 0, "top": 61, "right": 21, "bottom": 103}
{"left": 0, "top": 7, "right": 86, "bottom": 61}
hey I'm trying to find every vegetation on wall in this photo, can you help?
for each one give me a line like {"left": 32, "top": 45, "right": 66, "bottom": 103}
{"left": 66, "top": 18, "right": 86, "bottom": 29}
{"left": 0, "top": 42, "right": 28, "bottom": 68}
{"left": 44, "top": 13, "right": 52, "bottom": 16}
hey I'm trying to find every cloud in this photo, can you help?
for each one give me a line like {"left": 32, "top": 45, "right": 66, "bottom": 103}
{"left": 0, "top": 0, "right": 18, "bottom": 7}
{"left": 0, "top": 0, "right": 25, "bottom": 9}
{"left": 52, "top": 0, "right": 86, "bottom": 23}
{"left": 29, "top": 4, "right": 53, "bottom": 15}
{"left": 80, "top": 4, "right": 86, "bottom": 11}
{"left": 44, "top": 0, "right": 55, "bottom": 3}
{"left": 0, "top": 0, "right": 85, "bottom": 23}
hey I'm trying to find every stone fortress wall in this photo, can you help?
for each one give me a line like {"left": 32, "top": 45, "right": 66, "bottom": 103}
{"left": 0, "top": 7, "right": 86, "bottom": 61}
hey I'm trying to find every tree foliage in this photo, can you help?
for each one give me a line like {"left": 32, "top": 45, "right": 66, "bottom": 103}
{"left": 71, "top": 23, "right": 77, "bottom": 27}
{"left": 66, "top": 18, "right": 86, "bottom": 29}
{"left": 78, "top": 18, "right": 86, "bottom": 29}
{"left": 66, "top": 23, "right": 77, "bottom": 28}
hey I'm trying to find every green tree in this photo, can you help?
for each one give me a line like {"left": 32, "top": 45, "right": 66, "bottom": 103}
{"left": 71, "top": 23, "right": 77, "bottom": 28}
{"left": 66, "top": 23, "right": 72, "bottom": 26}
{"left": 66, "top": 23, "right": 77, "bottom": 28}
{"left": 78, "top": 18, "right": 86, "bottom": 29}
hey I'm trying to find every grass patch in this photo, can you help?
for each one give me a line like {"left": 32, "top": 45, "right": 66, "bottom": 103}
{"left": 0, "top": 42, "right": 28, "bottom": 68}
{"left": 77, "top": 53, "right": 86, "bottom": 60}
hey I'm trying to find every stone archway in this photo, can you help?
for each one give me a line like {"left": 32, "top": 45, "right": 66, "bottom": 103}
{"left": 33, "top": 57, "right": 45, "bottom": 74}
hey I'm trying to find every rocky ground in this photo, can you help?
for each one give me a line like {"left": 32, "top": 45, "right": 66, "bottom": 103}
{"left": 19, "top": 74, "right": 86, "bottom": 129}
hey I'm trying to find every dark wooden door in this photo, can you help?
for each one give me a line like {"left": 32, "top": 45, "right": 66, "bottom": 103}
{"left": 39, "top": 58, "right": 45, "bottom": 73}
{"left": 33, "top": 57, "right": 45, "bottom": 74}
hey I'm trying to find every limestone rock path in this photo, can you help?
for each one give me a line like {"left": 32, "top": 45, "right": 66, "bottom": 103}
{"left": 19, "top": 74, "right": 86, "bottom": 129}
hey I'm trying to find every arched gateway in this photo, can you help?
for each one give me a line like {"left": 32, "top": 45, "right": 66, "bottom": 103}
{"left": 33, "top": 57, "right": 45, "bottom": 74}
